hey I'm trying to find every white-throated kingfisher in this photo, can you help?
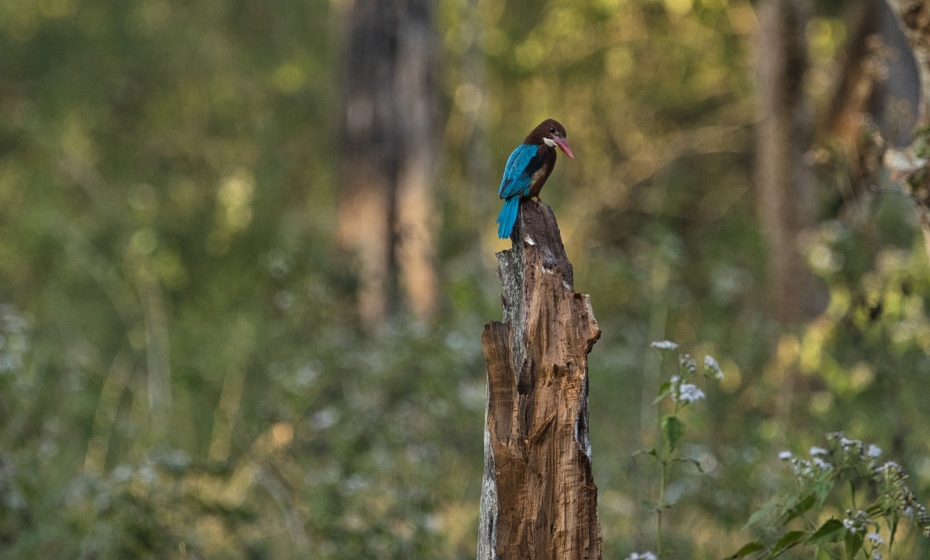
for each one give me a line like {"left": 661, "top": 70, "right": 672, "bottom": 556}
{"left": 496, "top": 119, "right": 574, "bottom": 239}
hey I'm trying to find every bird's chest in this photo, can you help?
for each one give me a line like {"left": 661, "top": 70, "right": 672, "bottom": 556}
{"left": 527, "top": 153, "right": 555, "bottom": 198}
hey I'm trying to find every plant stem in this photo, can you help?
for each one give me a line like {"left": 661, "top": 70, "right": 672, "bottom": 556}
{"left": 657, "top": 440, "right": 671, "bottom": 558}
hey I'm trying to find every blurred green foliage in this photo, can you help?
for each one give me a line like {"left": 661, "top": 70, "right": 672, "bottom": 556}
{"left": 1, "top": 0, "right": 929, "bottom": 558}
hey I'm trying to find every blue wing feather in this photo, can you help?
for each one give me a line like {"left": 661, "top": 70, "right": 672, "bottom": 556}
{"left": 498, "top": 143, "right": 541, "bottom": 199}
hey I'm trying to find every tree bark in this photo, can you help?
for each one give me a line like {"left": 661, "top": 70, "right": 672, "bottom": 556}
{"left": 754, "top": 0, "right": 823, "bottom": 323}
{"left": 478, "top": 200, "right": 602, "bottom": 560}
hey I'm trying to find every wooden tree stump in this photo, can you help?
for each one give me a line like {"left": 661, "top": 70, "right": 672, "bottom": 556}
{"left": 478, "top": 200, "right": 603, "bottom": 560}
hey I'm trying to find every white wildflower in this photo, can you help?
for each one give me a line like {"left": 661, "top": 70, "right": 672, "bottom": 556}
{"left": 626, "top": 553, "right": 657, "bottom": 560}
{"left": 675, "top": 383, "right": 705, "bottom": 404}
{"left": 867, "top": 444, "right": 882, "bottom": 458}
{"left": 843, "top": 510, "right": 868, "bottom": 534}
{"left": 866, "top": 532, "right": 884, "bottom": 545}
{"left": 872, "top": 553, "right": 882, "bottom": 560}
{"left": 792, "top": 458, "right": 813, "bottom": 477}
{"left": 679, "top": 354, "right": 698, "bottom": 375}
{"left": 778, "top": 451, "right": 793, "bottom": 460}
{"left": 650, "top": 341, "right": 679, "bottom": 351}
{"left": 880, "top": 461, "right": 901, "bottom": 472}
{"left": 812, "top": 457, "right": 832, "bottom": 470}
{"left": 703, "top": 355, "right": 724, "bottom": 380}
{"left": 840, "top": 437, "right": 863, "bottom": 452}
{"left": 809, "top": 446, "right": 828, "bottom": 456}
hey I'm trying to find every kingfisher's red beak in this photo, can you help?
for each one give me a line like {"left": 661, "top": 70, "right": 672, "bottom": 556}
{"left": 553, "top": 136, "right": 574, "bottom": 159}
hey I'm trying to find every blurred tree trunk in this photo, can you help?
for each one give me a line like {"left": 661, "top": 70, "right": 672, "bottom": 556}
{"left": 827, "top": 0, "right": 919, "bottom": 221}
{"left": 884, "top": 1, "right": 930, "bottom": 115}
{"left": 826, "top": 0, "right": 883, "bottom": 219}
{"left": 337, "top": 0, "right": 439, "bottom": 329}
{"left": 880, "top": 1, "right": 930, "bottom": 262}
{"left": 478, "top": 201, "right": 602, "bottom": 560}
{"left": 754, "top": 0, "right": 822, "bottom": 324}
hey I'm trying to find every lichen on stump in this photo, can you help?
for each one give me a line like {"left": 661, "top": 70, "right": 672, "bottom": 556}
{"left": 478, "top": 200, "right": 603, "bottom": 560}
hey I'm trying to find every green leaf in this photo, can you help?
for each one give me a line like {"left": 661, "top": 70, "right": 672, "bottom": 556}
{"left": 843, "top": 529, "right": 863, "bottom": 559}
{"left": 771, "top": 530, "right": 806, "bottom": 556}
{"left": 915, "top": 136, "right": 930, "bottom": 159}
{"left": 672, "top": 456, "right": 704, "bottom": 472}
{"left": 889, "top": 516, "right": 898, "bottom": 551}
{"left": 653, "top": 382, "right": 672, "bottom": 404}
{"left": 632, "top": 448, "right": 658, "bottom": 460}
{"left": 915, "top": 123, "right": 930, "bottom": 138}
{"left": 662, "top": 415, "right": 686, "bottom": 453}
{"left": 777, "top": 495, "right": 799, "bottom": 519}
{"left": 806, "top": 519, "right": 845, "bottom": 545}
{"left": 726, "top": 541, "right": 765, "bottom": 558}
{"left": 742, "top": 502, "right": 777, "bottom": 531}
{"left": 782, "top": 493, "right": 816, "bottom": 524}
{"left": 811, "top": 478, "right": 834, "bottom": 502}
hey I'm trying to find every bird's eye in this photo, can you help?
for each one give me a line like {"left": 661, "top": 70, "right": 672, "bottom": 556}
{"left": 549, "top": 127, "right": 555, "bottom": 133}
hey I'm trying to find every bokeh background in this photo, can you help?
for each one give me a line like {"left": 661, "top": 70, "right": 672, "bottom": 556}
{"left": 1, "top": 0, "right": 929, "bottom": 558}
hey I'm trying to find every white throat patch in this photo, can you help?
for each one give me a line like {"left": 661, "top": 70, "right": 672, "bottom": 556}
{"left": 543, "top": 137, "right": 557, "bottom": 148}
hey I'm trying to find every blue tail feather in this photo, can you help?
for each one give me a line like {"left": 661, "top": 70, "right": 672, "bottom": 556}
{"left": 497, "top": 197, "right": 520, "bottom": 239}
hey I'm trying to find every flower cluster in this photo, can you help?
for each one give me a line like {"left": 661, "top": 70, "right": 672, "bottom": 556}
{"left": 679, "top": 354, "right": 698, "bottom": 376}
{"left": 676, "top": 383, "right": 705, "bottom": 404}
{"left": 788, "top": 434, "right": 930, "bottom": 538}
{"left": 793, "top": 457, "right": 832, "bottom": 478}
{"left": 827, "top": 432, "right": 883, "bottom": 461}
{"left": 649, "top": 340, "right": 679, "bottom": 351}
{"left": 703, "top": 355, "right": 724, "bottom": 380}
{"left": 822, "top": 432, "right": 888, "bottom": 484}
{"left": 778, "top": 447, "right": 833, "bottom": 478}
{"left": 842, "top": 509, "right": 869, "bottom": 534}
{"left": 876, "top": 460, "right": 930, "bottom": 536}
{"left": 650, "top": 341, "right": 723, "bottom": 408}
{"left": 669, "top": 375, "right": 706, "bottom": 404}
{"left": 625, "top": 552, "right": 657, "bottom": 560}
{"left": 649, "top": 340, "right": 723, "bottom": 411}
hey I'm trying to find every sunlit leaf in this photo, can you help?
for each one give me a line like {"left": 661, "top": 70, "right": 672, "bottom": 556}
{"left": 743, "top": 502, "right": 777, "bottom": 531}
{"left": 771, "top": 530, "right": 806, "bottom": 556}
{"left": 806, "top": 519, "right": 845, "bottom": 545}
{"left": 843, "top": 529, "right": 863, "bottom": 559}
{"left": 782, "top": 493, "right": 816, "bottom": 524}
{"left": 726, "top": 541, "right": 765, "bottom": 558}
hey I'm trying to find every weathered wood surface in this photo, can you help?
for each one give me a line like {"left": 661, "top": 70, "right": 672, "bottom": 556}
{"left": 478, "top": 200, "right": 602, "bottom": 560}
